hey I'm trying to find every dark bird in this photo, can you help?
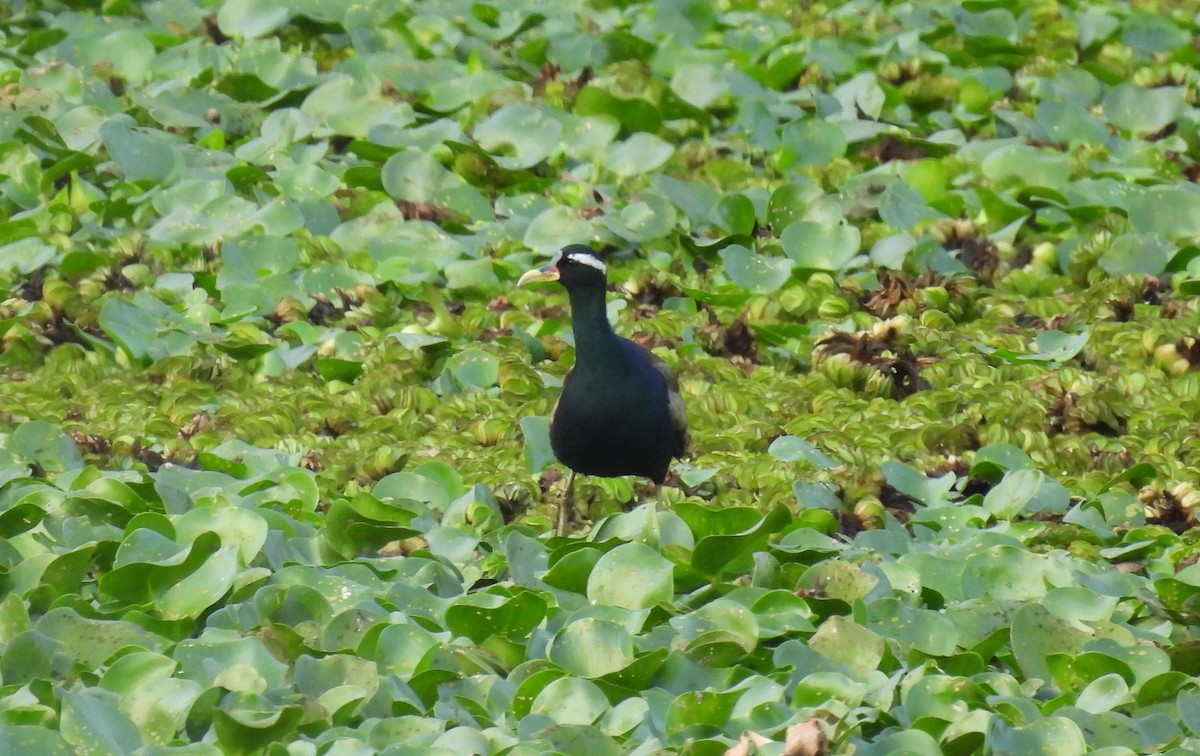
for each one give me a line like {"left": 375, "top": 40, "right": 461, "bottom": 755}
{"left": 518, "top": 245, "right": 689, "bottom": 535}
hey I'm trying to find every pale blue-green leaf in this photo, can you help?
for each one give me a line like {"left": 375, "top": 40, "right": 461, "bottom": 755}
{"left": 670, "top": 63, "right": 730, "bottom": 108}
{"left": 217, "top": 0, "right": 291, "bottom": 38}
{"left": 475, "top": 103, "right": 562, "bottom": 169}
{"left": 1102, "top": 84, "right": 1185, "bottom": 135}
{"left": 780, "top": 221, "right": 860, "bottom": 271}
{"left": 606, "top": 133, "right": 674, "bottom": 177}
{"left": 382, "top": 150, "right": 461, "bottom": 203}
{"left": 99, "top": 120, "right": 182, "bottom": 183}
{"left": 587, "top": 542, "right": 673, "bottom": 609}
{"left": 524, "top": 206, "right": 594, "bottom": 254}
{"left": 1127, "top": 187, "right": 1200, "bottom": 239}
{"left": 767, "top": 436, "right": 836, "bottom": 469}
{"left": 980, "top": 143, "right": 1070, "bottom": 190}
{"left": 780, "top": 118, "right": 847, "bottom": 167}
{"left": 719, "top": 245, "right": 793, "bottom": 293}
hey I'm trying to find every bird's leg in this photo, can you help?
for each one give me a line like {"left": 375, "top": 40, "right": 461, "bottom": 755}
{"left": 557, "top": 471, "right": 576, "bottom": 536}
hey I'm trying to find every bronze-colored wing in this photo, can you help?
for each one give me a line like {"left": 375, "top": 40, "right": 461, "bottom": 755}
{"left": 644, "top": 349, "right": 689, "bottom": 458}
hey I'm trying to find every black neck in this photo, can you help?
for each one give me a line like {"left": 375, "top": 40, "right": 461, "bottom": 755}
{"left": 566, "top": 285, "right": 620, "bottom": 363}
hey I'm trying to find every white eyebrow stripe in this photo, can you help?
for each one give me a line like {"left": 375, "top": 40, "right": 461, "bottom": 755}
{"left": 567, "top": 251, "right": 606, "bottom": 272}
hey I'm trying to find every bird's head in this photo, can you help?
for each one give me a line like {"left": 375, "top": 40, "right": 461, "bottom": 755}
{"left": 518, "top": 245, "right": 608, "bottom": 290}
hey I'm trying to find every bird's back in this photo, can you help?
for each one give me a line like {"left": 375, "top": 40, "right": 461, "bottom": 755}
{"left": 550, "top": 337, "right": 685, "bottom": 483}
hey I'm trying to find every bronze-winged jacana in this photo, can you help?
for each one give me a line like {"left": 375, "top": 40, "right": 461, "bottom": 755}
{"left": 518, "top": 245, "right": 688, "bottom": 534}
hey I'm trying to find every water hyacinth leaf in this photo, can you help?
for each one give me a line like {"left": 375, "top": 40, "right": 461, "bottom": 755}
{"left": 796, "top": 559, "right": 877, "bottom": 603}
{"left": 543, "top": 546, "right": 603, "bottom": 594}
{"left": 382, "top": 150, "right": 460, "bottom": 203}
{"left": 8, "top": 421, "right": 83, "bottom": 473}
{"left": 987, "top": 717, "right": 1087, "bottom": 756}
{"left": 879, "top": 181, "right": 943, "bottom": 229}
{"left": 530, "top": 677, "right": 609, "bottom": 725}
{"left": 980, "top": 143, "right": 1070, "bottom": 190}
{"left": 971, "top": 444, "right": 1037, "bottom": 478}
{"left": 447, "top": 349, "right": 500, "bottom": 389}
{"left": 322, "top": 494, "right": 419, "bottom": 558}
{"left": 212, "top": 704, "right": 304, "bottom": 753}
{"left": 978, "top": 329, "right": 1089, "bottom": 365}
{"left": 534, "top": 724, "right": 623, "bottom": 756}
{"left": 444, "top": 589, "right": 547, "bottom": 643}
{"left": 767, "top": 181, "right": 822, "bottom": 230}
{"left": 1102, "top": 84, "right": 1185, "bottom": 135}
{"left": 217, "top": 0, "right": 292, "bottom": 38}
{"left": 983, "top": 469, "right": 1042, "bottom": 519}
{"left": 475, "top": 103, "right": 562, "bottom": 169}
{"left": 0, "top": 727, "right": 71, "bottom": 755}
{"left": 866, "top": 598, "right": 959, "bottom": 656}
{"left": 962, "top": 545, "right": 1055, "bottom": 602}
{"left": 1075, "top": 673, "right": 1131, "bottom": 715}
{"left": 768, "top": 435, "right": 836, "bottom": 469}
{"left": 604, "top": 195, "right": 677, "bottom": 243}
{"left": 159, "top": 545, "right": 240, "bottom": 620}
{"left": 691, "top": 504, "right": 791, "bottom": 579}
{"left": 98, "top": 120, "right": 181, "bottom": 183}
{"left": 60, "top": 690, "right": 143, "bottom": 755}
{"left": 606, "top": 133, "right": 674, "bottom": 177}
{"left": 574, "top": 86, "right": 662, "bottom": 135}
{"left": 1010, "top": 604, "right": 1091, "bottom": 685}
{"left": 881, "top": 461, "right": 956, "bottom": 507}
{"left": 719, "top": 245, "right": 793, "bottom": 293}
{"left": 587, "top": 542, "right": 673, "bottom": 609}
{"left": 175, "top": 508, "right": 269, "bottom": 565}
{"left": 524, "top": 206, "right": 595, "bottom": 254}
{"left": 672, "top": 597, "right": 759, "bottom": 657}
{"left": 669, "top": 62, "right": 730, "bottom": 109}
{"left": 780, "top": 118, "right": 847, "bottom": 167}
{"left": 808, "top": 616, "right": 883, "bottom": 676}
{"left": 36, "top": 608, "right": 169, "bottom": 669}
{"left": 520, "top": 416, "right": 554, "bottom": 474}
{"left": 549, "top": 618, "right": 635, "bottom": 678}
{"left": 780, "top": 221, "right": 860, "bottom": 271}
{"left": 1099, "top": 233, "right": 1176, "bottom": 277}
{"left": 665, "top": 688, "right": 740, "bottom": 742}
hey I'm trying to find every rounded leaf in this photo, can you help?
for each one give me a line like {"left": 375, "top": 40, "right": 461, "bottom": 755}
{"left": 587, "top": 542, "right": 674, "bottom": 609}
{"left": 719, "top": 244, "right": 793, "bottom": 293}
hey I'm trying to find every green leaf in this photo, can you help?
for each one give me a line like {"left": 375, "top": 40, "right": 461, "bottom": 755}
{"left": 98, "top": 120, "right": 181, "bottom": 183}
{"left": 382, "top": 150, "right": 460, "bottom": 203}
{"left": 60, "top": 690, "right": 143, "bottom": 755}
{"left": 587, "top": 542, "right": 673, "bottom": 609}
{"left": 983, "top": 469, "right": 1042, "bottom": 519}
{"left": 475, "top": 103, "right": 562, "bottom": 169}
{"left": 1102, "top": 84, "right": 1185, "bottom": 135}
{"left": 980, "top": 143, "right": 1070, "bottom": 190}
{"left": 978, "top": 329, "right": 1090, "bottom": 365}
{"left": 530, "top": 677, "right": 609, "bottom": 725}
{"left": 8, "top": 421, "right": 83, "bottom": 473}
{"left": 780, "top": 118, "right": 847, "bottom": 168}
{"left": 690, "top": 504, "right": 791, "bottom": 579}
{"left": 780, "top": 221, "right": 860, "bottom": 271}
{"left": 719, "top": 244, "right": 793, "bottom": 293}
{"left": 550, "top": 618, "right": 635, "bottom": 678}
{"left": 606, "top": 133, "right": 674, "bottom": 177}
{"left": 808, "top": 616, "right": 883, "bottom": 676}
{"left": 1011, "top": 604, "right": 1091, "bottom": 685}
{"left": 988, "top": 717, "right": 1087, "bottom": 756}
{"left": 768, "top": 434, "right": 835, "bottom": 465}
{"left": 521, "top": 416, "right": 555, "bottom": 474}
{"left": 1099, "top": 233, "right": 1176, "bottom": 277}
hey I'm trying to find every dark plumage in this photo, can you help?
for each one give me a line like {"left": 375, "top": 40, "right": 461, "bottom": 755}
{"left": 518, "top": 245, "right": 688, "bottom": 533}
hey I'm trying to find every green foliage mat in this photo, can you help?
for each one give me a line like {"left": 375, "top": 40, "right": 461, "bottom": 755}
{"left": 1, "top": 0, "right": 1200, "bottom": 752}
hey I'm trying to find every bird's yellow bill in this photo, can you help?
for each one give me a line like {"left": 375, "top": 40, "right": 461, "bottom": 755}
{"left": 517, "top": 265, "right": 560, "bottom": 286}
